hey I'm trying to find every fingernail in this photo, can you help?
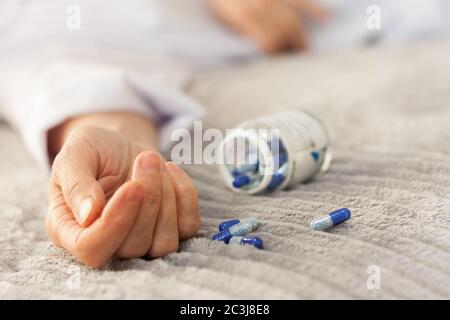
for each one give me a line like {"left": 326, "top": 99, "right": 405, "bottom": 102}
{"left": 139, "top": 152, "right": 160, "bottom": 173}
{"left": 78, "top": 197, "right": 93, "bottom": 223}
{"left": 166, "top": 162, "right": 183, "bottom": 174}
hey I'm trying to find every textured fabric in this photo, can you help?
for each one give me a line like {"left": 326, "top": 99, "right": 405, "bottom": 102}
{"left": 1, "top": 39, "right": 450, "bottom": 299}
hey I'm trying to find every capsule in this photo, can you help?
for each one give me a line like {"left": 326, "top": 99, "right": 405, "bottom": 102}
{"left": 228, "top": 236, "right": 264, "bottom": 249}
{"left": 212, "top": 220, "right": 260, "bottom": 242}
{"left": 310, "top": 151, "right": 320, "bottom": 162}
{"left": 231, "top": 163, "right": 259, "bottom": 177}
{"left": 232, "top": 174, "right": 252, "bottom": 188}
{"left": 310, "top": 208, "right": 351, "bottom": 231}
{"left": 267, "top": 165, "right": 288, "bottom": 190}
{"left": 218, "top": 217, "right": 259, "bottom": 231}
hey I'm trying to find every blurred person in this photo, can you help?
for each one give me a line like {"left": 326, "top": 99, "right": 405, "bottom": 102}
{"left": 0, "top": 0, "right": 449, "bottom": 268}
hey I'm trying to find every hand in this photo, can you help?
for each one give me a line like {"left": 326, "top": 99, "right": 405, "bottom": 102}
{"left": 207, "top": 0, "right": 328, "bottom": 53}
{"left": 46, "top": 125, "right": 200, "bottom": 268}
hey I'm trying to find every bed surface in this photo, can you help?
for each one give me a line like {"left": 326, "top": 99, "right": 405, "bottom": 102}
{"left": 1, "top": 39, "right": 450, "bottom": 299}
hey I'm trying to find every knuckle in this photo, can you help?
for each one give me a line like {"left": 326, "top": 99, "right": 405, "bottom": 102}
{"left": 76, "top": 246, "right": 108, "bottom": 268}
{"left": 81, "top": 255, "right": 108, "bottom": 269}
{"left": 149, "top": 241, "right": 179, "bottom": 258}
{"left": 179, "top": 216, "right": 201, "bottom": 240}
{"left": 261, "top": 37, "right": 284, "bottom": 53}
{"left": 48, "top": 185, "right": 66, "bottom": 212}
{"left": 48, "top": 185, "right": 60, "bottom": 202}
{"left": 46, "top": 202, "right": 70, "bottom": 248}
{"left": 68, "top": 125, "right": 95, "bottom": 141}
{"left": 116, "top": 241, "right": 150, "bottom": 259}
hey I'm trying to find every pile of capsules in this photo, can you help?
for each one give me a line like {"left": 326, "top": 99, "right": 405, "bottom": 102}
{"left": 231, "top": 136, "right": 288, "bottom": 191}
{"left": 212, "top": 218, "right": 264, "bottom": 249}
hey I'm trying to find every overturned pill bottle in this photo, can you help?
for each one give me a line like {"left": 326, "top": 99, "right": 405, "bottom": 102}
{"left": 218, "top": 109, "right": 332, "bottom": 194}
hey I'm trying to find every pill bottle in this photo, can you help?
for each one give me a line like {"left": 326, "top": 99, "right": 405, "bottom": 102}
{"left": 218, "top": 109, "right": 332, "bottom": 194}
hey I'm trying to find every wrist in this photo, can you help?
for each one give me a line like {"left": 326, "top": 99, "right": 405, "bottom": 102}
{"left": 48, "top": 112, "right": 158, "bottom": 160}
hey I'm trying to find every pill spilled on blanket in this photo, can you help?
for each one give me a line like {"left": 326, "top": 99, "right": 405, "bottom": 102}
{"left": 310, "top": 208, "right": 352, "bottom": 231}
{"left": 213, "top": 218, "right": 263, "bottom": 249}
{"left": 212, "top": 219, "right": 260, "bottom": 243}
{"left": 229, "top": 236, "right": 264, "bottom": 249}
{"left": 218, "top": 217, "right": 258, "bottom": 231}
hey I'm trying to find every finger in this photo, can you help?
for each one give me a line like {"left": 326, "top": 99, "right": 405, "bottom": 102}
{"left": 165, "top": 162, "right": 200, "bottom": 240}
{"left": 268, "top": 5, "right": 309, "bottom": 52}
{"left": 288, "top": 0, "right": 329, "bottom": 23}
{"left": 252, "top": 6, "right": 294, "bottom": 53}
{"left": 46, "top": 179, "right": 73, "bottom": 248}
{"left": 288, "top": 20, "right": 309, "bottom": 51}
{"left": 116, "top": 151, "right": 162, "bottom": 258}
{"left": 148, "top": 169, "right": 179, "bottom": 258}
{"left": 52, "top": 144, "right": 105, "bottom": 227}
{"left": 249, "top": 18, "right": 288, "bottom": 53}
{"left": 212, "top": 0, "right": 289, "bottom": 54}
{"left": 48, "top": 180, "right": 144, "bottom": 268}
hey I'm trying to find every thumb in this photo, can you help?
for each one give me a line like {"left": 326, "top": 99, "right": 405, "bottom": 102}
{"left": 52, "top": 151, "right": 106, "bottom": 227}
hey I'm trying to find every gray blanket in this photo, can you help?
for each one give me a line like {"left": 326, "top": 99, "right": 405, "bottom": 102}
{"left": 1, "top": 39, "right": 450, "bottom": 299}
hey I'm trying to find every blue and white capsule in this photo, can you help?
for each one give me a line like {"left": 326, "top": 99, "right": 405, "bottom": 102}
{"left": 212, "top": 219, "right": 260, "bottom": 242}
{"left": 229, "top": 236, "right": 264, "bottom": 249}
{"left": 310, "top": 208, "right": 351, "bottom": 231}
{"left": 219, "top": 217, "right": 258, "bottom": 231}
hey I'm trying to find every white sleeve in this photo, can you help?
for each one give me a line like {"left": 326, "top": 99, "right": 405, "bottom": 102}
{"left": 0, "top": 55, "right": 205, "bottom": 171}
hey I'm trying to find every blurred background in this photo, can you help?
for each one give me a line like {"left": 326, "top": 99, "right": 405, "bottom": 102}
{"left": 1, "top": 0, "right": 450, "bottom": 68}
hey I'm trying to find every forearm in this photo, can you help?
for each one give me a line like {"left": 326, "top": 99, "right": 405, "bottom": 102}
{"left": 48, "top": 111, "right": 159, "bottom": 161}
